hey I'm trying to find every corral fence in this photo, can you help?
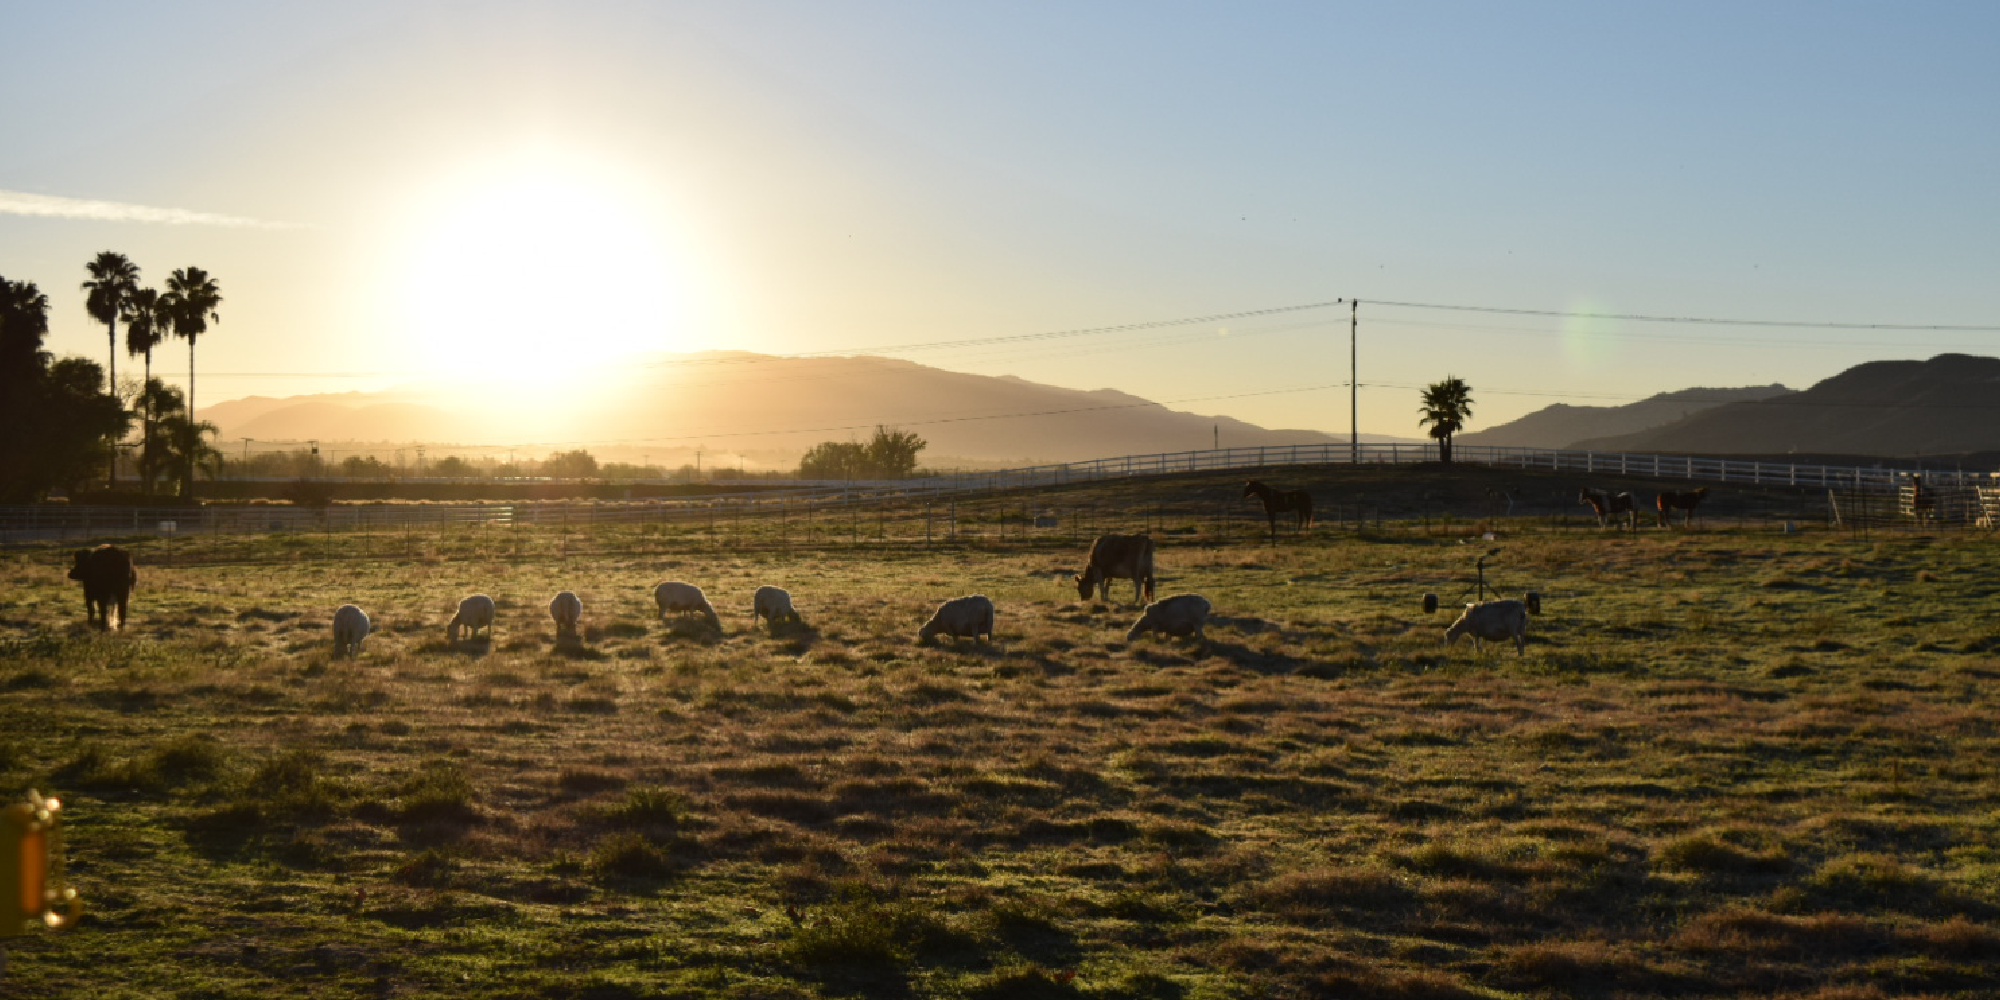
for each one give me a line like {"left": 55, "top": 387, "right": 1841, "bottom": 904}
{"left": 4, "top": 443, "right": 1990, "bottom": 549}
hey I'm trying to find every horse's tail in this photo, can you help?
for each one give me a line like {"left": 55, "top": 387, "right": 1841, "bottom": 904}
{"left": 1298, "top": 491, "right": 1314, "bottom": 528}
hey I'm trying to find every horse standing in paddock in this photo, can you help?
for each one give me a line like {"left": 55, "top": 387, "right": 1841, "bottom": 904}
{"left": 1243, "top": 480, "right": 1314, "bottom": 542}
{"left": 1656, "top": 487, "right": 1710, "bottom": 528}
{"left": 1578, "top": 487, "right": 1637, "bottom": 531}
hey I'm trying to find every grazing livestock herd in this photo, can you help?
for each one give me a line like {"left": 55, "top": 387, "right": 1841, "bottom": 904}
{"left": 57, "top": 477, "right": 1720, "bottom": 660}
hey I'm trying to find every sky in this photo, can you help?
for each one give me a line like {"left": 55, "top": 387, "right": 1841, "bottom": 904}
{"left": 4, "top": 1, "right": 1998, "bottom": 447}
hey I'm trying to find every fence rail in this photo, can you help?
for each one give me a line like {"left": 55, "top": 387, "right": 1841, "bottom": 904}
{"left": 6, "top": 444, "right": 1987, "bottom": 544}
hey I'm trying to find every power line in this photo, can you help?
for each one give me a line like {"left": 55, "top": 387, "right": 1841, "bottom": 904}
{"left": 1369, "top": 299, "right": 2000, "bottom": 332}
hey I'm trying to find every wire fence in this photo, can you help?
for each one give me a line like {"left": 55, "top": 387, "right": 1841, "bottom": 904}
{"left": 6, "top": 443, "right": 1992, "bottom": 548}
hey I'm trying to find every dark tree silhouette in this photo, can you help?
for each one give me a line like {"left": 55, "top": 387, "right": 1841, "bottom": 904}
{"left": 125, "top": 287, "right": 169, "bottom": 493}
{"left": 799, "top": 426, "right": 927, "bottom": 479}
{"left": 0, "top": 275, "right": 129, "bottom": 502}
{"left": 1418, "top": 376, "right": 1474, "bottom": 464}
{"left": 82, "top": 251, "right": 140, "bottom": 485}
{"left": 162, "top": 266, "right": 222, "bottom": 498}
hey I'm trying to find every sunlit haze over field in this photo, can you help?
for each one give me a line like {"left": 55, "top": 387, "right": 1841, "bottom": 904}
{"left": 5, "top": 2, "right": 1998, "bottom": 449}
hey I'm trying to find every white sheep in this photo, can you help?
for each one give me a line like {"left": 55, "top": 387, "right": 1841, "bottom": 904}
{"left": 918, "top": 594, "right": 995, "bottom": 646}
{"left": 332, "top": 603, "right": 370, "bottom": 658}
{"left": 654, "top": 581, "right": 722, "bottom": 631}
{"left": 1444, "top": 599, "right": 1529, "bottom": 655}
{"left": 752, "top": 585, "right": 802, "bottom": 631}
{"left": 1126, "top": 594, "right": 1212, "bottom": 642}
{"left": 448, "top": 593, "right": 496, "bottom": 643}
{"left": 549, "top": 590, "right": 583, "bottom": 639}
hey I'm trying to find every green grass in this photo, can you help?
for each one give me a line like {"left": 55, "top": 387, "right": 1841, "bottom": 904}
{"left": 2, "top": 466, "right": 1996, "bottom": 997}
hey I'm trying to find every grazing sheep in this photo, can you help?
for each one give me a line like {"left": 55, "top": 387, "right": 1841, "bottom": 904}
{"left": 918, "top": 594, "right": 995, "bottom": 646}
{"left": 752, "top": 585, "right": 802, "bottom": 631}
{"left": 68, "top": 544, "right": 137, "bottom": 630}
{"left": 549, "top": 590, "right": 583, "bottom": 639}
{"left": 1444, "top": 599, "right": 1529, "bottom": 656}
{"left": 448, "top": 593, "right": 496, "bottom": 643}
{"left": 1074, "top": 533, "right": 1156, "bottom": 604}
{"left": 332, "top": 604, "right": 370, "bottom": 657}
{"left": 654, "top": 581, "right": 722, "bottom": 632}
{"left": 1126, "top": 594, "right": 1211, "bottom": 642}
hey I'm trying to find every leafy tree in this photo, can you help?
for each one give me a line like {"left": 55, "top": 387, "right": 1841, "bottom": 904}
{"left": 82, "top": 251, "right": 140, "bottom": 485}
{"left": 865, "top": 426, "right": 927, "bottom": 478}
{"left": 162, "top": 266, "right": 222, "bottom": 498}
{"left": 542, "top": 449, "right": 599, "bottom": 480}
{"left": 1418, "top": 375, "right": 1474, "bottom": 464}
{"left": 799, "top": 427, "right": 927, "bottom": 479}
{"left": 430, "top": 456, "right": 478, "bottom": 477}
{"left": 0, "top": 276, "right": 129, "bottom": 501}
{"left": 799, "top": 441, "right": 867, "bottom": 480}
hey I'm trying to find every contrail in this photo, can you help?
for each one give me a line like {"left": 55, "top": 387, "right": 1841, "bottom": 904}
{"left": 0, "top": 189, "right": 301, "bottom": 229}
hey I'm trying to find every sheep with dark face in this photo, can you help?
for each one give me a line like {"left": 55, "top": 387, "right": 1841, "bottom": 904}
{"left": 549, "top": 590, "right": 582, "bottom": 639}
{"left": 68, "top": 544, "right": 137, "bottom": 630}
{"left": 654, "top": 581, "right": 722, "bottom": 632}
{"left": 448, "top": 594, "right": 496, "bottom": 643}
{"left": 1126, "top": 594, "right": 1211, "bottom": 643}
{"left": 752, "top": 585, "right": 802, "bottom": 631}
{"left": 332, "top": 604, "right": 370, "bottom": 657}
{"left": 918, "top": 594, "right": 994, "bottom": 646}
{"left": 1444, "top": 599, "right": 1529, "bottom": 655}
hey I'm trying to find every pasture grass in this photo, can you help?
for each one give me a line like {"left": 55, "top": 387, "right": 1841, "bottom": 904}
{"left": 2, "top": 469, "right": 1997, "bottom": 998}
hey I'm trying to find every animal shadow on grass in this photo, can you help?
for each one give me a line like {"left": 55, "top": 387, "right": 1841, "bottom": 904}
{"left": 659, "top": 618, "right": 724, "bottom": 644}
{"left": 597, "top": 622, "right": 649, "bottom": 640}
{"left": 551, "top": 635, "right": 604, "bottom": 660}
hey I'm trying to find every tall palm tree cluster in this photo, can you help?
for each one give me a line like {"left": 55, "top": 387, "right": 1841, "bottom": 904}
{"left": 77, "top": 251, "right": 223, "bottom": 498}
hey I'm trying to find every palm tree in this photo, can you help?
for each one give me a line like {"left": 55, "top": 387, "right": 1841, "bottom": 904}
{"left": 1418, "top": 375, "right": 1474, "bottom": 464}
{"left": 82, "top": 251, "right": 140, "bottom": 485}
{"left": 125, "top": 287, "right": 169, "bottom": 494}
{"left": 162, "top": 266, "right": 222, "bottom": 498}
{"left": 152, "top": 410, "right": 224, "bottom": 496}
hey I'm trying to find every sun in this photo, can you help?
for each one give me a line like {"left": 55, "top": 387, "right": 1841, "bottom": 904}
{"left": 392, "top": 151, "right": 695, "bottom": 387}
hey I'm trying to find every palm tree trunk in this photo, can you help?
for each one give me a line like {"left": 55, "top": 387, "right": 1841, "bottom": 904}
{"left": 141, "top": 351, "right": 154, "bottom": 494}
{"left": 106, "top": 320, "right": 119, "bottom": 489}
{"left": 183, "top": 338, "right": 196, "bottom": 500}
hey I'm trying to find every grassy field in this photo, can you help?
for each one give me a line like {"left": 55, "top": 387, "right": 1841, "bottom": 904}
{"left": 3, "top": 467, "right": 1997, "bottom": 999}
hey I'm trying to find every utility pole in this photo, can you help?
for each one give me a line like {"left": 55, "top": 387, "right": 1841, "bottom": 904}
{"left": 1350, "top": 299, "right": 1359, "bottom": 464}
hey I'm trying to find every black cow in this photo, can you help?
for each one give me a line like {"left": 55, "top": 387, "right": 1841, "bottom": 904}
{"left": 68, "top": 544, "right": 137, "bottom": 630}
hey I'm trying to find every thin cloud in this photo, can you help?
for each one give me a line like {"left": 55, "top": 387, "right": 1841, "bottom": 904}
{"left": 0, "top": 189, "right": 301, "bottom": 229}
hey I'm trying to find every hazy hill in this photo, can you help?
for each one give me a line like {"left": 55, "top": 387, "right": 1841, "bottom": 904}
{"left": 1457, "top": 385, "right": 1793, "bottom": 449}
{"left": 1571, "top": 354, "right": 2000, "bottom": 456}
{"left": 200, "top": 353, "right": 1404, "bottom": 467}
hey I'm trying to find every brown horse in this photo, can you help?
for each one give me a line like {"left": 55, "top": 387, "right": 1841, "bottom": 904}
{"left": 1578, "top": 487, "right": 1637, "bottom": 531}
{"left": 1243, "top": 480, "right": 1313, "bottom": 542}
{"left": 1656, "top": 487, "right": 1710, "bottom": 528}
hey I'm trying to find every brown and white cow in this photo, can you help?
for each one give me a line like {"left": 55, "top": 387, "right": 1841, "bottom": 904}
{"left": 68, "top": 544, "right": 137, "bottom": 630}
{"left": 1074, "top": 534, "right": 1156, "bottom": 605}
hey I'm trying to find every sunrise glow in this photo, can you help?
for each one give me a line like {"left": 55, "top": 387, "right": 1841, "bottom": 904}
{"left": 391, "top": 150, "right": 695, "bottom": 388}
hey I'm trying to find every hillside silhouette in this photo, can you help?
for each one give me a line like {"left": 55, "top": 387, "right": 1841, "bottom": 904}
{"left": 1458, "top": 384, "right": 1793, "bottom": 449}
{"left": 1573, "top": 354, "right": 2000, "bottom": 457}
{"left": 200, "top": 352, "right": 1398, "bottom": 466}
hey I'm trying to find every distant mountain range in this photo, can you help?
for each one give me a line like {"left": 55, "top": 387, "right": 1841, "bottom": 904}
{"left": 1457, "top": 385, "right": 1795, "bottom": 449}
{"left": 1463, "top": 353, "right": 2000, "bottom": 460}
{"left": 199, "top": 352, "right": 1409, "bottom": 468}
